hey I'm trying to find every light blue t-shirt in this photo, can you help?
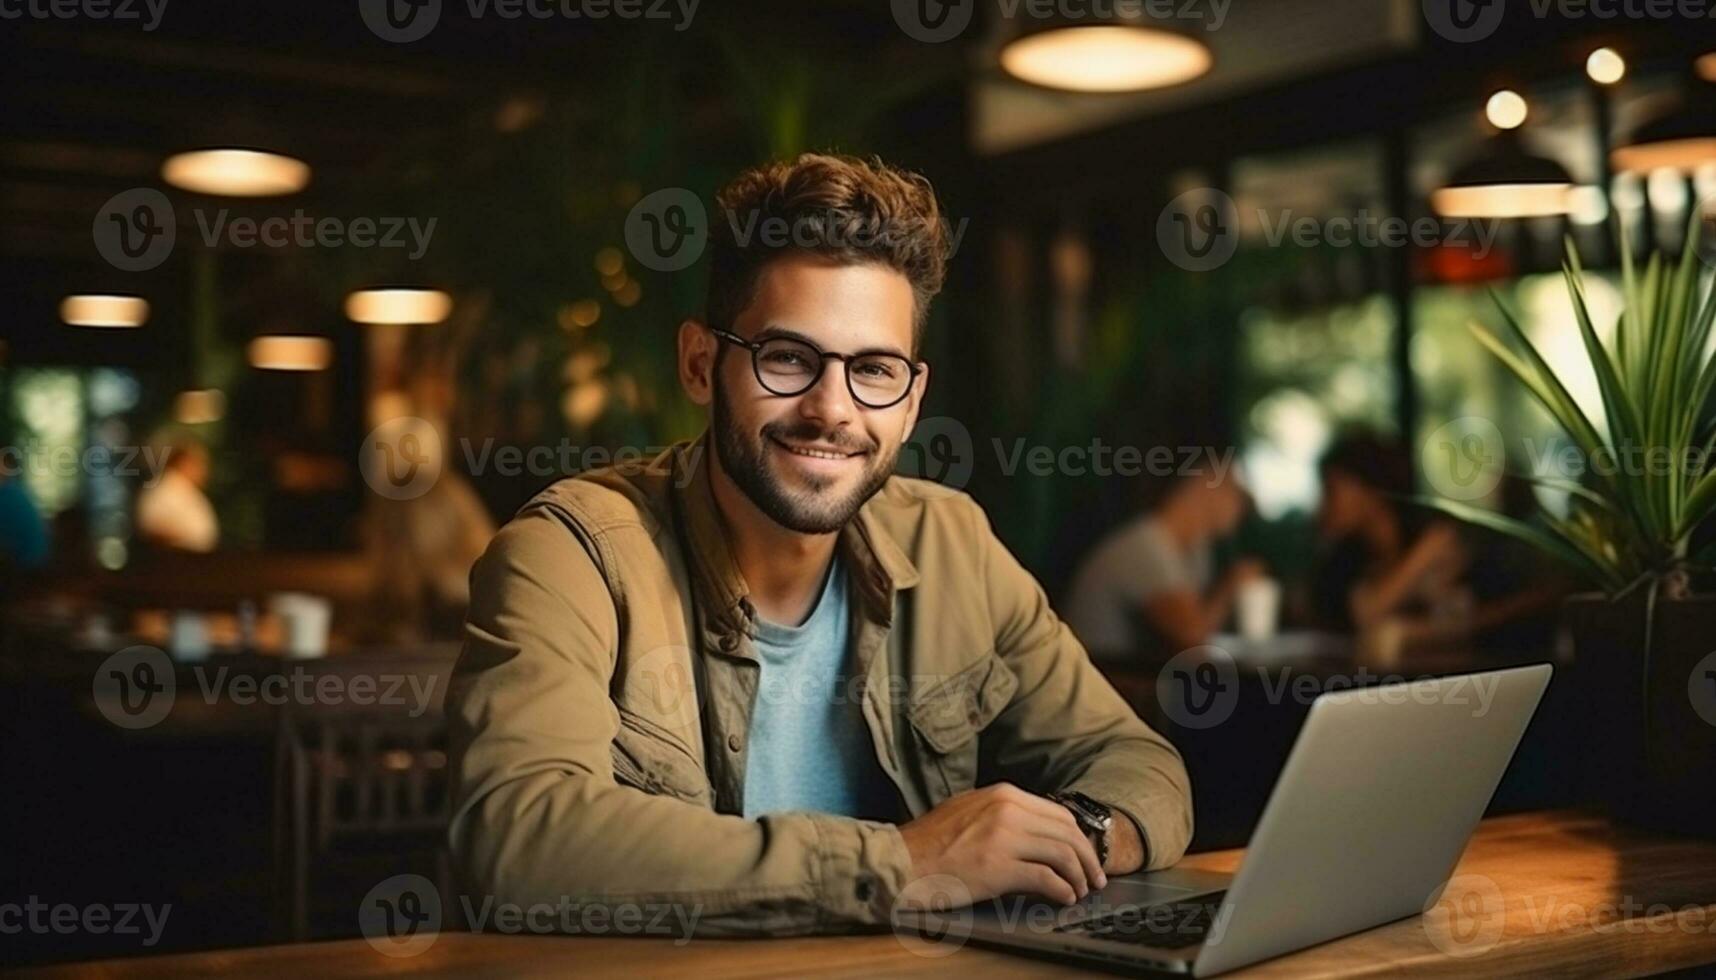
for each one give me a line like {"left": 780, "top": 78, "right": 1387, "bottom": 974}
{"left": 742, "top": 558, "right": 898, "bottom": 821}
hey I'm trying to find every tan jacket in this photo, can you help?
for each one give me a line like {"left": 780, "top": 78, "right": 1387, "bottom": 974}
{"left": 446, "top": 438, "right": 1192, "bottom": 935}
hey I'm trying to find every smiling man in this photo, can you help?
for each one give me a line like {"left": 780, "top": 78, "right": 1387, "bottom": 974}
{"left": 446, "top": 153, "right": 1192, "bottom": 935}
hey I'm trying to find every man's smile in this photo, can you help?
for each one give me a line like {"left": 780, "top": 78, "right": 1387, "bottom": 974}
{"left": 769, "top": 435, "right": 869, "bottom": 473}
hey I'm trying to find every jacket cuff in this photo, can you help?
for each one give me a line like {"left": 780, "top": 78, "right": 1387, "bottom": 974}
{"left": 805, "top": 813, "right": 915, "bottom": 925}
{"left": 1070, "top": 779, "right": 1193, "bottom": 871}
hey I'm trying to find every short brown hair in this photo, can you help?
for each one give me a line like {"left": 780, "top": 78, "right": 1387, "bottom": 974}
{"left": 705, "top": 153, "right": 950, "bottom": 349}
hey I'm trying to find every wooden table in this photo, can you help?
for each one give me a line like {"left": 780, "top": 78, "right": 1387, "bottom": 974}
{"left": 28, "top": 812, "right": 1716, "bottom": 978}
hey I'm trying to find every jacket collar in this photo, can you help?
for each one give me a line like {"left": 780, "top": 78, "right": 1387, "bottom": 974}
{"left": 671, "top": 432, "right": 920, "bottom": 631}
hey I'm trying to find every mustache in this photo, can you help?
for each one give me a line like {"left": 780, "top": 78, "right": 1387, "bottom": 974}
{"left": 761, "top": 420, "right": 877, "bottom": 455}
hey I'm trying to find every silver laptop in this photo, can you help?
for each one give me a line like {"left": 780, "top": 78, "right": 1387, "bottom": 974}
{"left": 895, "top": 664, "right": 1552, "bottom": 976}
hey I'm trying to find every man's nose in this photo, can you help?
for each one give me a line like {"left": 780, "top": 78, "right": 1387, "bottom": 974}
{"left": 796, "top": 359, "right": 858, "bottom": 425}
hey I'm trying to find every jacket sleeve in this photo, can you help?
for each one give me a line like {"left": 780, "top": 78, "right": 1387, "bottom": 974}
{"left": 970, "top": 501, "right": 1195, "bottom": 869}
{"left": 445, "top": 509, "right": 914, "bottom": 936}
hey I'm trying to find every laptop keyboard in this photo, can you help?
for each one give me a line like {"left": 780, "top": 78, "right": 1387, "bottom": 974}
{"left": 1057, "top": 891, "right": 1226, "bottom": 949}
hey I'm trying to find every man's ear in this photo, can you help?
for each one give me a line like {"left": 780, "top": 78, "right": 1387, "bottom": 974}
{"left": 678, "top": 318, "right": 716, "bottom": 407}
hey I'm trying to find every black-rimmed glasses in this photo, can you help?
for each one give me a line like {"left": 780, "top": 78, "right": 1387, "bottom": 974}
{"left": 707, "top": 326, "right": 920, "bottom": 409}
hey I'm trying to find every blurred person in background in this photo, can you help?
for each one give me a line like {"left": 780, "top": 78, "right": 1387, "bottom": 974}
{"left": 1309, "top": 432, "right": 1468, "bottom": 634}
{"left": 1064, "top": 469, "right": 1263, "bottom": 659}
{"left": 0, "top": 470, "right": 50, "bottom": 572}
{"left": 135, "top": 433, "right": 219, "bottom": 553}
{"left": 362, "top": 415, "right": 497, "bottom": 641}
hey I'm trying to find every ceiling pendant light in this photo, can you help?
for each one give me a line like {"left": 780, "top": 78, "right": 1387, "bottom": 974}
{"left": 248, "top": 335, "right": 332, "bottom": 371}
{"left": 344, "top": 288, "right": 453, "bottom": 325}
{"left": 60, "top": 294, "right": 149, "bottom": 328}
{"left": 998, "top": 15, "right": 1212, "bottom": 93}
{"left": 1432, "top": 90, "right": 1573, "bottom": 219}
{"left": 1611, "top": 65, "right": 1716, "bottom": 174}
{"left": 163, "top": 148, "right": 311, "bottom": 196}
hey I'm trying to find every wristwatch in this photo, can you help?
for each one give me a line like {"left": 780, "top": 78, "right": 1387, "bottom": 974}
{"left": 1048, "top": 790, "right": 1113, "bottom": 867}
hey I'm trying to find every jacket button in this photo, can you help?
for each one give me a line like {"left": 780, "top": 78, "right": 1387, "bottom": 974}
{"left": 854, "top": 876, "right": 876, "bottom": 902}
{"left": 727, "top": 733, "right": 742, "bottom": 753}
{"left": 967, "top": 708, "right": 982, "bottom": 726}
{"left": 718, "top": 634, "right": 739, "bottom": 653}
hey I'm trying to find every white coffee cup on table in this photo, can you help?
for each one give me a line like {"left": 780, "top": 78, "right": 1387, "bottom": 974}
{"left": 269, "top": 592, "right": 331, "bottom": 658}
{"left": 1235, "top": 576, "right": 1281, "bottom": 643}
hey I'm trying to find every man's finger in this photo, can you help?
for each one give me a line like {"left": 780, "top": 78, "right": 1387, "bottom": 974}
{"left": 1022, "top": 810, "right": 1106, "bottom": 891}
{"left": 1015, "top": 835, "right": 1089, "bottom": 899}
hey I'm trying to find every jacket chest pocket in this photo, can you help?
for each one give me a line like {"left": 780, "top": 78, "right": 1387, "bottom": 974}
{"left": 906, "top": 654, "right": 1018, "bottom": 803}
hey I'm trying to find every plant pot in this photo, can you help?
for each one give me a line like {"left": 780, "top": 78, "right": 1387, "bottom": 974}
{"left": 1562, "top": 593, "right": 1716, "bottom": 837}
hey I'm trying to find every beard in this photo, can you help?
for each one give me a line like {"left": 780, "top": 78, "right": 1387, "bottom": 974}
{"left": 712, "top": 383, "right": 899, "bottom": 535}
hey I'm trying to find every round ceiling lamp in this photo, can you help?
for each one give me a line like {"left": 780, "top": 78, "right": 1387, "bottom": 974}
{"left": 1586, "top": 47, "right": 1626, "bottom": 85}
{"left": 344, "top": 288, "right": 453, "bottom": 325}
{"left": 60, "top": 294, "right": 149, "bottom": 328}
{"left": 248, "top": 335, "right": 332, "bottom": 371}
{"left": 1612, "top": 59, "right": 1716, "bottom": 174}
{"left": 999, "top": 22, "right": 1212, "bottom": 93}
{"left": 162, "top": 148, "right": 311, "bottom": 196}
{"left": 1432, "top": 91, "right": 1572, "bottom": 219}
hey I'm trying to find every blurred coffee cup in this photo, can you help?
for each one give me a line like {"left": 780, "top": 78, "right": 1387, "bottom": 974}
{"left": 169, "top": 610, "right": 211, "bottom": 661}
{"left": 269, "top": 592, "right": 331, "bottom": 658}
{"left": 1235, "top": 577, "right": 1281, "bottom": 643}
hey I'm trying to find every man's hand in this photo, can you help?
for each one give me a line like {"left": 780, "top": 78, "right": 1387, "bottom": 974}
{"left": 896, "top": 783, "right": 1106, "bottom": 908}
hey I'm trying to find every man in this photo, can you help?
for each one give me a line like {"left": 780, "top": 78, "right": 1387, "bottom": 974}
{"left": 447, "top": 154, "right": 1191, "bottom": 936}
{"left": 1065, "top": 472, "right": 1262, "bottom": 658}
{"left": 135, "top": 433, "right": 219, "bottom": 553}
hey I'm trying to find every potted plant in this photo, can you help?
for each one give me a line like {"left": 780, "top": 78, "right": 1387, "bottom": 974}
{"left": 1428, "top": 219, "right": 1716, "bottom": 837}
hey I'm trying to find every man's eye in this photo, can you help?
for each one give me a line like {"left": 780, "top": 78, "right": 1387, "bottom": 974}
{"left": 855, "top": 361, "right": 897, "bottom": 380}
{"left": 762, "top": 350, "right": 811, "bottom": 369}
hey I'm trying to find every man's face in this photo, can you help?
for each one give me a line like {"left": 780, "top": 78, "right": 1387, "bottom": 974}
{"left": 689, "top": 254, "right": 926, "bottom": 535}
